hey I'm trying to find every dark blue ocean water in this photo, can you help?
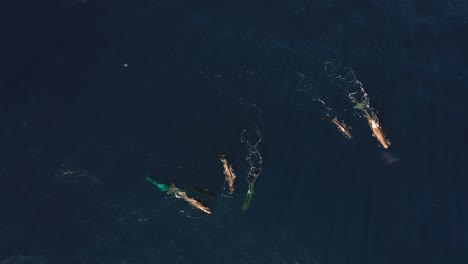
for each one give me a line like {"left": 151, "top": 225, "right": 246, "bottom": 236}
{"left": 1, "top": 0, "right": 467, "bottom": 263}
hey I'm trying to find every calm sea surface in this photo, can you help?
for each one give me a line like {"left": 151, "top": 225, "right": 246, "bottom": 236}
{"left": 0, "top": 1, "right": 466, "bottom": 263}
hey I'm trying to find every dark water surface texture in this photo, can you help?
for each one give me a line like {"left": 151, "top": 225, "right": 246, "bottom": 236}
{"left": 1, "top": 0, "right": 467, "bottom": 263}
